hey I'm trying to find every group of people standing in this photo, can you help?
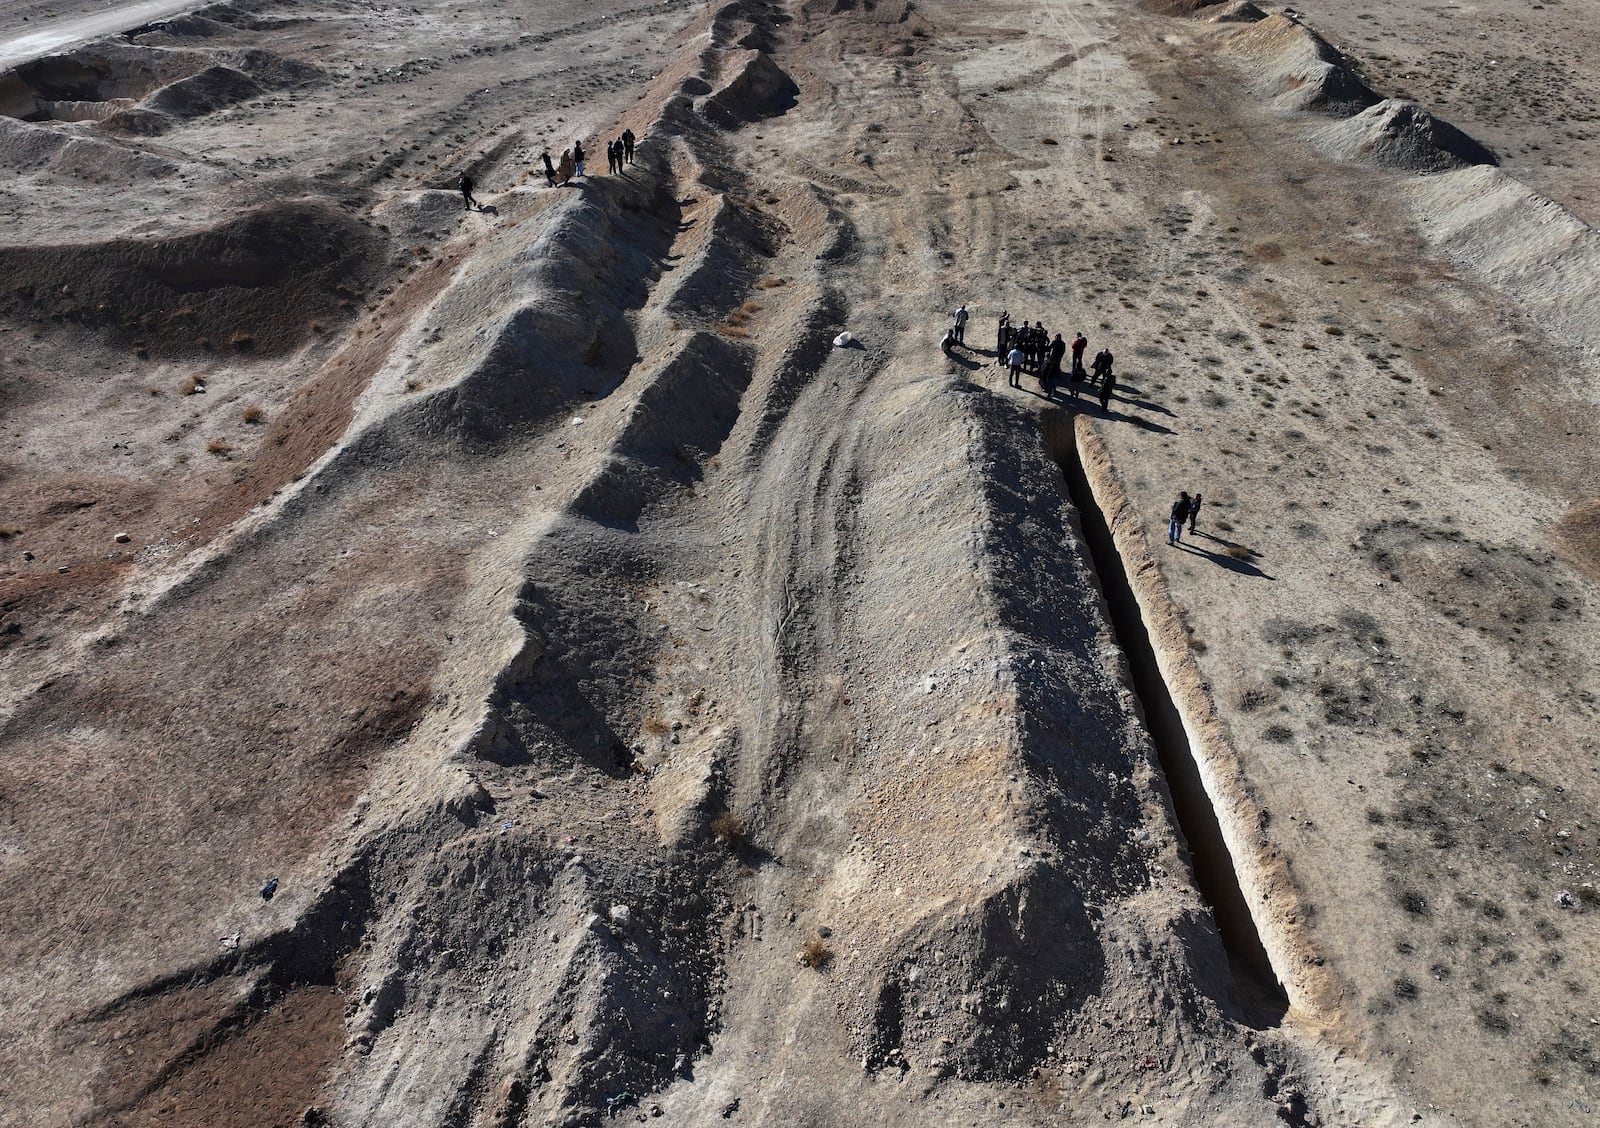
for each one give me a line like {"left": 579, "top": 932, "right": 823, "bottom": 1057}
{"left": 987, "top": 310, "right": 1115, "bottom": 410}
{"left": 945, "top": 304, "right": 1203, "bottom": 548}
{"left": 459, "top": 129, "right": 639, "bottom": 206}
{"left": 539, "top": 130, "right": 638, "bottom": 188}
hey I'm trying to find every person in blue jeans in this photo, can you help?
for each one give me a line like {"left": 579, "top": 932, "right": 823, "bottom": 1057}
{"left": 1169, "top": 492, "right": 1193, "bottom": 545}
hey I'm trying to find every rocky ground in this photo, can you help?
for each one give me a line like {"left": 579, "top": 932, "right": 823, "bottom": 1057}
{"left": 3, "top": 1, "right": 1599, "bottom": 1126}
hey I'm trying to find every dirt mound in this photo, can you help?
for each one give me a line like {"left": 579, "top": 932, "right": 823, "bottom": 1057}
{"left": 1409, "top": 166, "right": 1600, "bottom": 348}
{"left": 1228, "top": 12, "right": 1378, "bottom": 115}
{"left": 1, "top": 41, "right": 319, "bottom": 130}
{"left": 145, "top": 63, "right": 263, "bottom": 118}
{"left": 1209, "top": 0, "right": 1266, "bottom": 22}
{"left": 1144, "top": 0, "right": 1226, "bottom": 15}
{"left": 0, "top": 43, "right": 200, "bottom": 121}
{"left": 132, "top": 0, "right": 308, "bottom": 39}
{"left": 1317, "top": 99, "right": 1496, "bottom": 173}
{"left": 0, "top": 200, "right": 385, "bottom": 358}
{"left": 0, "top": 113, "right": 180, "bottom": 178}
{"left": 855, "top": 865, "right": 1103, "bottom": 1079}
{"left": 700, "top": 49, "right": 798, "bottom": 128}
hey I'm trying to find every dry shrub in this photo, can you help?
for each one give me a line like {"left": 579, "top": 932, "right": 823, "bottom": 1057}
{"left": 709, "top": 813, "right": 747, "bottom": 848}
{"left": 642, "top": 715, "right": 671, "bottom": 736}
{"left": 228, "top": 332, "right": 256, "bottom": 353}
{"left": 798, "top": 937, "right": 833, "bottom": 969}
{"left": 0, "top": 527, "right": 22, "bottom": 539}
{"left": 724, "top": 302, "right": 764, "bottom": 333}
{"left": 206, "top": 438, "right": 232, "bottom": 455}
{"left": 1224, "top": 545, "right": 1254, "bottom": 560}
{"left": 404, "top": 378, "right": 424, "bottom": 393}
{"left": 719, "top": 326, "right": 751, "bottom": 339}
{"left": 241, "top": 405, "right": 264, "bottom": 424}
{"left": 146, "top": 386, "right": 162, "bottom": 396}
{"left": 756, "top": 277, "right": 787, "bottom": 289}
{"left": 180, "top": 374, "right": 205, "bottom": 395}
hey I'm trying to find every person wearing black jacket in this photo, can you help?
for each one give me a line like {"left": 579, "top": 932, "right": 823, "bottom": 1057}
{"left": 1169, "top": 493, "right": 1193, "bottom": 545}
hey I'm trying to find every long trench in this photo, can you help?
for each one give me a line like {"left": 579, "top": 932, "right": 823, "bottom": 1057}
{"left": 1047, "top": 414, "right": 1289, "bottom": 1025}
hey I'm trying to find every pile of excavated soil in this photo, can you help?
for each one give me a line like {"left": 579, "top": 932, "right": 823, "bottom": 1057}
{"left": 1316, "top": 98, "right": 1496, "bottom": 173}
{"left": 1227, "top": 11, "right": 1378, "bottom": 113}
{"left": 0, "top": 199, "right": 384, "bottom": 358}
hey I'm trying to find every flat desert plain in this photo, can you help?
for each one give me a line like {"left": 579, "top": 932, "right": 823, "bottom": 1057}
{"left": 3, "top": 1, "right": 1600, "bottom": 1126}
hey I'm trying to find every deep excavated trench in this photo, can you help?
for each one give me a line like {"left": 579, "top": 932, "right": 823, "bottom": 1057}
{"left": 1046, "top": 414, "right": 1289, "bottom": 1024}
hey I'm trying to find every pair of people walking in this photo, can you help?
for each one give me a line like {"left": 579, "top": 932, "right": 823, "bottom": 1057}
{"left": 1168, "top": 491, "right": 1203, "bottom": 545}
{"left": 540, "top": 146, "right": 579, "bottom": 186}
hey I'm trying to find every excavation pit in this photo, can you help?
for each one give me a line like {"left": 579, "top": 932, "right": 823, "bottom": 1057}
{"left": 1045, "top": 410, "right": 1289, "bottom": 1025}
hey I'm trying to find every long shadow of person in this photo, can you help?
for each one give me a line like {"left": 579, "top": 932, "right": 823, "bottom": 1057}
{"left": 946, "top": 351, "right": 985, "bottom": 372}
{"left": 1079, "top": 392, "right": 1177, "bottom": 434}
{"left": 1174, "top": 539, "right": 1276, "bottom": 580}
{"left": 1119, "top": 394, "right": 1174, "bottom": 416}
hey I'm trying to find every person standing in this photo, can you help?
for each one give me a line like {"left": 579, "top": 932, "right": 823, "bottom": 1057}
{"left": 1070, "top": 332, "right": 1088, "bottom": 379}
{"left": 573, "top": 140, "right": 587, "bottom": 177}
{"left": 622, "top": 128, "right": 636, "bottom": 164}
{"left": 1188, "top": 493, "right": 1203, "bottom": 534}
{"left": 458, "top": 171, "right": 477, "bottom": 211}
{"left": 1099, "top": 367, "right": 1114, "bottom": 411}
{"left": 997, "top": 311, "right": 1010, "bottom": 357}
{"left": 1045, "top": 333, "right": 1066, "bottom": 393}
{"left": 952, "top": 303, "right": 968, "bottom": 345}
{"left": 1007, "top": 344, "right": 1025, "bottom": 388}
{"left": 1090, "top": 346, "right": 1112, "bottom": 384}
{"left": 1169, "top": 492, "right": 1193, "bottom": 545}
{"left": 540, "top": 150, "right": 557, "bottom": 188}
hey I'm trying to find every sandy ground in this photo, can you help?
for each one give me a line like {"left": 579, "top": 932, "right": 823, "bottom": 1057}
{"left": 3, "top": 1, "right": 1600, "bottom": 1126}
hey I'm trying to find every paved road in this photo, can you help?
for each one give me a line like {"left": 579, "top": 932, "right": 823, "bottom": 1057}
{"left": 0, "top": 0, "right": 201, "bottom": 69}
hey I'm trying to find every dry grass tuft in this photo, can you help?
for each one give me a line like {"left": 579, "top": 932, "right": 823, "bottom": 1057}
{"left": 206, "top": 438, "right": 232, "bottom": 456}
{"left": 642, "top": 715, "right": 671, "bottom": 736}
{"left": 798, "top": 936, "right": 834, "bottom": 969}
{"left": 756, "top": 277, "right": 788, "bottom": 289}
{"left": 710, "top": 813, "right": 748, "bottom": 848}
{"left": 228, "top": 332, "right": 256, "bottom": 353}
{"left": 241, "top": 405, "right": 264, "bottom": 425}
{"left": 1223, "top": 545, "right": 1255, "bottom": 560}
{"left": 180, "top": 374, "right": 206, "bottom": 396}
{"left": 0, "top": 527, "right": 23, "bottom": 539}
{"left": 146, "top": 386, "right": 162, "bottom": 396}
